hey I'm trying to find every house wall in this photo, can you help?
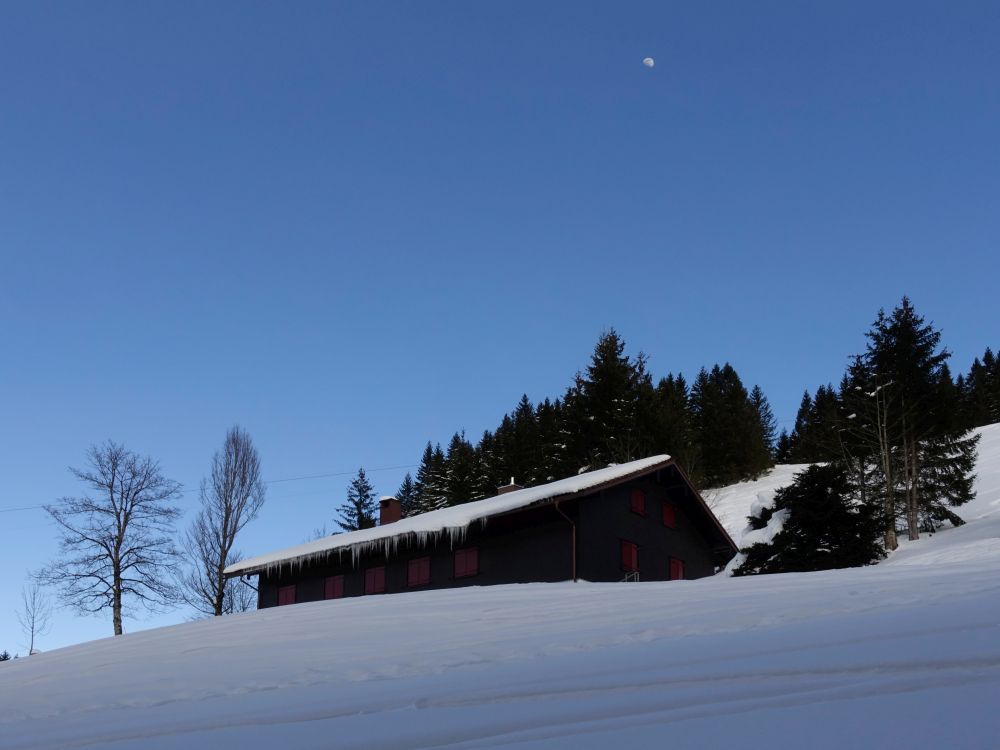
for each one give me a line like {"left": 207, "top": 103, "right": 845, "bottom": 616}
{"left": 576, "top": 475, "right": 717, "bottom": 582}
{"left": 255, "top": 471, "right": 726, "bottom": 609}
{"left": 257, "top": 505, "right": 573, "bottom": 608}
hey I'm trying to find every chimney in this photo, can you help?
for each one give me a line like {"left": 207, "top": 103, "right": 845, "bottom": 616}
{"left": 497, "top": 477, "right": 523, "bottom": 496}
{"left": 379, "top": 496, "right": 402, "bottom": 525}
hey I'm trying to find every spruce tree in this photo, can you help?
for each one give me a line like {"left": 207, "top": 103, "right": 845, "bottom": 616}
{"left": 733, "top": 463, "right": 883, "bottom": 575}
{"left": 690, "top": 364, "right": 772, "bottom": 486}
{"left": 395, "top": 473, "right": 418, "bottom": 517}
{"left": 534, "top": 398, "right": 565, "bottom": 484}
{"left": 784, "top": 391, "right": 813, "bottom": 462}
{"left": 915, "top": 363, "right": 977, "bottom": 529}
{"left": 473, "top": 430, "right": 501, "bottom": 499}
{"left": 862, "top": 297, "right": 979, "bottom": 543}
{"left": 775, "top": 429, "right": 792, "bottom": 464}
{"left": 412, "top": 442, "right": 435, "bottom": 515}
{"left": 335, "top": 467, "right": 378, "bottom": 532}
{"left": 508, "top": 395, "right": 540, "bottom": 485}
{"left": 444, "top": 431, "right": 477, "bottom": 506}
{"left": 0, "top": 650, "right": 11, "bottom": 662}
{"left": 785, "top": 386, "right": 843, "bottom": 463}
{"left": 986, "top": 349, "right": 1000, "bottom": 424}
{"left": 650, "top": 373, "right": 700, "bottom": 479}
{"left": 749, "top": 384, "right": 777, "bottom": 471}
{"left": 556, "top": 380, "right": 590, "bottom": 476}
{"left": 412, "top": 442, "right": 448, "bottom": 514}
{"left": 571, "top": 330, "right": 650, "bottom": 467}
{"left": 426, "top": 444, "right": 449, "bottom": 511}
{"left": 962, "top": 348, "right": 999, "bottom": 428}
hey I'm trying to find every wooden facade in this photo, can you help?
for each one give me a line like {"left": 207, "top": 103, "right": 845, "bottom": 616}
{"left": 228, "top": 459, "right": 737, "bottom": 608}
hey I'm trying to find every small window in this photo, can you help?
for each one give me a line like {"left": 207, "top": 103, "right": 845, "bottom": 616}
{"left": 630, "top": 488, "right": 646, "bottom": 515}
{"left": 277, "top": 584, "right": 296, "bottom": 606}
{"left": 620, "top": 540, "right": 639, "bottom": 572}
{"left": 407, "top": 556, "right": 431, "bottom": 587}
{"left": 324, "top": 575, "right": 344, "bottom": 600}
{"left": 364, "top": 566, "right": 386, "bottom": 594}
{"left": 662, "top": 502, "right": 677, "bottom": 529}
{"left": 669, "top": 558, "right": 685, "bottom": 581}
{"left": 454, "top": 547, "right": 479, "bottom": 579}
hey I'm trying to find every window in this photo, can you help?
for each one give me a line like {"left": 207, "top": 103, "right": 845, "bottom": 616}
{"left": 620, "top": 540, "right": 639, "bottom": 572}
{"left": 454, "top": 547, "right": 479, "bottom": 578}
{"left": 324, "top": 575, "right": 344, "bottom": 600}
{"left": 277, "top": 584, "right": 296, "bottom": 606}
{"left": 407, "top": 556, "right": 431, "bottom": 587}
{"left": 662, "top": 502, "right": 677, "bottom": 529}
{"left": 630, "top": 488, "right": 646, "bottom": 515}
{"left": 670, "top": 558, "right": 685, "bottom": 581}
{"left": 364, "top": 566, "right": 386, "bottom": 594}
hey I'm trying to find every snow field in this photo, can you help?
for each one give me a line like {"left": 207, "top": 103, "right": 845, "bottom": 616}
{"left": 2, "top": 425, "right": 999, "bottom": 749}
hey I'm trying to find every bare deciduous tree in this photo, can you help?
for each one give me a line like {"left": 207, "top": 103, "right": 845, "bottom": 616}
{"left": 181, "top": 426, "right": 266, "bottom": 617}
{"left": 38, "top": 441, "right": 182, "bottom": 636}
{"left": 223, "top": 555, "right": 258, "bottom": 615}
{"left": 17, "top": 581, "right": 53, "bottom": 654}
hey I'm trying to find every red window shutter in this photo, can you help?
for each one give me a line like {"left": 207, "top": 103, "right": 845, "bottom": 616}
{"left": 620, "top": 540, "right": 638, "bottom": 572}
{"left": 408, "top": 557, "right": 431, "bottom": 587}
{"left": 630, "top": 489, "right": 646, "bottom": 515}
{"left": 662, "top": 502, "right": 677, "bottom": 529}
{"left": 324, "top": 575, "right": 344, "bottom": 600}
{"left": 670, "top": 558, "right": 685, "bottom": 581}
{"left": 455, "top": 547, "right": 479, "bottom": 578}
{"left": 277, "top": 584, "right": 296, "bottom": 606}
{"left": 365, "top": 566, "right": 386, "bottom": 594}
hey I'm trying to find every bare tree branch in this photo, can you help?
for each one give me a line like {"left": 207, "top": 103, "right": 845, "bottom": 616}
{"left": 36, "top": 441, "right": 182, "bottom": 635}
{"left": 180, "top": 426, "right": 266, "bottom": 616}
{"left": 17, "top": 581, "right": 53, "bottom": 654}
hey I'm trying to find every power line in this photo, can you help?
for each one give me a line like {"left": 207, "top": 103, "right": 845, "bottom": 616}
{"left": 0, "top": 462, "right": 418, "bottom": 514}
{"left": 0, "top": 504, "right": 45, "bottom": 515}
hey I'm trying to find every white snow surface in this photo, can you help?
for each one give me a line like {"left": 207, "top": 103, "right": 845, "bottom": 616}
{"left": 226, "top": 455, "right": 673, "bottom": 576}
{"left": 700, "top": 463, "right": 814, "bottom": 545}
{"left": 4, "top": 425, "right": 1000, "bottom": 749}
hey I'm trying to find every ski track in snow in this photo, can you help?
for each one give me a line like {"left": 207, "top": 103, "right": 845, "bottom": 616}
{"left": 2, "top": 424, "right": 999, "bottom": 749}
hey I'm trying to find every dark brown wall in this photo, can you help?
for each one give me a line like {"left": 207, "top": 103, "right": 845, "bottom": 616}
{"left": 258, "top": 504, "right": 573, "bottom": 608}
{"left": 576, "top": 474, "right": 717, "bottom": 582}
{"left": 256, "top": 471, "right": 728, "bottom": 608}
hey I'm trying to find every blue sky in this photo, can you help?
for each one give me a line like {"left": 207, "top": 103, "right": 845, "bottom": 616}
{"left": 2, "top": 2, "right": 998, "bottom": 651}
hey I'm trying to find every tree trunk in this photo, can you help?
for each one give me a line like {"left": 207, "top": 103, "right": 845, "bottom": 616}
{"left": 900, "top": 414, "right": 920, "bottom": 542}
{"left": 213, "top": 561, "right": 226, "bottom": 617}
{"left": 880, "top": 428, "right": 898, "bottom": 550}
{"left": 907, "top": 438, "right": 921, "bottom": 540}
{"left": 112, "top": 590, "right": 123, "bottom": 636}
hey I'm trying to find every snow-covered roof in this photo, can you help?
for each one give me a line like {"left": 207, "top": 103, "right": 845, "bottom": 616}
{"left": 225, "top": 455, "right": 674, "bottom": 577}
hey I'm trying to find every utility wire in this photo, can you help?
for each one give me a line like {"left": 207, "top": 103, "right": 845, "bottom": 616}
{"left": 0, "top": 462, "right": 418, "bottom": 514}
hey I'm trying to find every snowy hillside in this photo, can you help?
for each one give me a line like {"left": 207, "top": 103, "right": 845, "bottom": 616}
{"left": 707, "top": 422, "right": 1000, "bottom": 562}
{"left": 701, "top": 462, "right": 813, "bottom": 542}
{"left": 2, "top": 425, "right": 999, "bottom": 749}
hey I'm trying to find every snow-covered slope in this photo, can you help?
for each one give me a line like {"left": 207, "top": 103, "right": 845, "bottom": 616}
{"left": 707, "top": 422, "right": 1000, "bottom": 560}
{"left": 2, "top": 426, "right": 999, "bottom": 749}
{"left": 701, "top": 462, "right": 813, "bottom": 542}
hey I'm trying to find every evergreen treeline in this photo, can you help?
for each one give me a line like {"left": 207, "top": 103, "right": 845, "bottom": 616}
{"left": 956, "top": 347, "right": 1000, "bottom": 429}
{"left": 400, "top": 329, "right": 777, "bottom": 515}
{"left": 387, "top": 300, "right": 983, "bottom": 577}
{"left": 745, "top": 297, "right": 979, "bottom": 573}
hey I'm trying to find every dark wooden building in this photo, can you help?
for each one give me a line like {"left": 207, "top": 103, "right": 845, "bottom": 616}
{"left": 225, "top": 455, "right": 737, "bottom": 608}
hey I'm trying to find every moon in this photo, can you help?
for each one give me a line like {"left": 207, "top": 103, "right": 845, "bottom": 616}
{"left": 642, "top": 57, "right": 655, "bottom": 68}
